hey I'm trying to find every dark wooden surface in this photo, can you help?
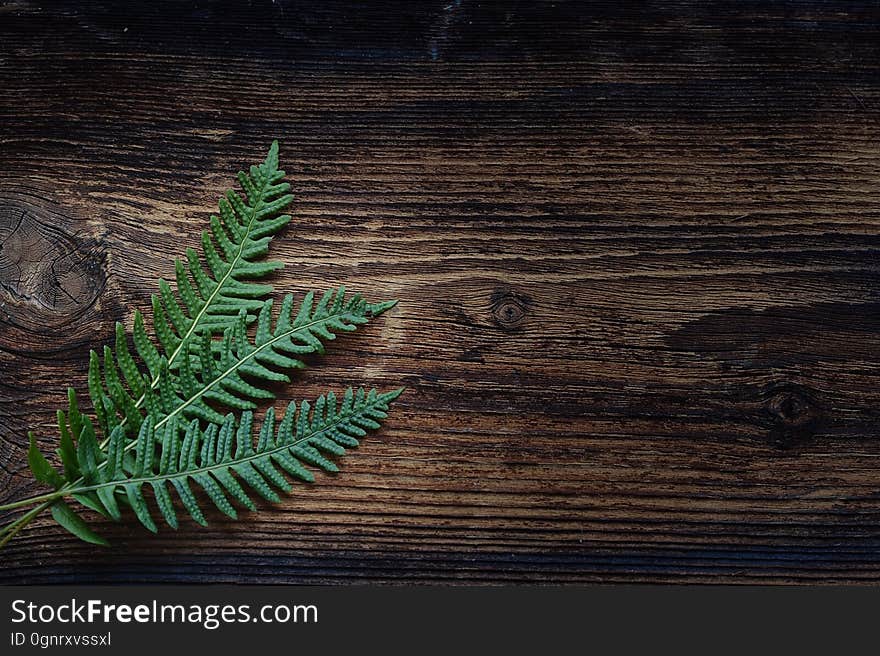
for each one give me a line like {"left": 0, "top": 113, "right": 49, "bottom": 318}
{"left": 0, "top": 1, "right": 879, "bottom": 584}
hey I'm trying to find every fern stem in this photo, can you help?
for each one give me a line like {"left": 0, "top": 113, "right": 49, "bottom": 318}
{"left": 0, "top": 502, "right": 50, "bottom": 548}
{"left": 0, "top": 491, "right": 62, "bottom": 511}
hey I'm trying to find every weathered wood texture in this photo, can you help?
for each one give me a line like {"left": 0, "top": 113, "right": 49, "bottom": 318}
{"left": 0, "top": 1, "right": 879, "bottom": 584}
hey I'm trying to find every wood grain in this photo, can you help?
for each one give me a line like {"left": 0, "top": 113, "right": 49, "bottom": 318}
{"left": 0, "top": 0, "right": 878, "bottom": 583}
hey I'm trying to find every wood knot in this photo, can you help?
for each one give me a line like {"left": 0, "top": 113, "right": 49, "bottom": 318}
{"left": 763, "top": 383, "right": 824, "bottom": 449}
{"left": 490, "top": 288, "right": 531, "bottom": 331}
{"left": 0, "top": 192, "right": 112, "bottom": 355}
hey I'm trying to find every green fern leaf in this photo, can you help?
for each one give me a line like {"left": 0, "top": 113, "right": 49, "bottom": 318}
{"left": 51, "top": 388, "right": 403, "bottom": 533}
{"left": 0, "top": 143, "right": 403, "bottom": 548}
{"left": 84, "top": 140, "right": 294, "bottom": 440}
{"left": 89, "top": 286, "right": 392, "bottom": 446}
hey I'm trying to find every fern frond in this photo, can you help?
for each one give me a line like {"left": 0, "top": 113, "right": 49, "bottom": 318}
{"left": 43, "top": 388, "right": 402, "bottom": 534}
{"left": 86, "top": 141, "right": 294, "bottom": 439}
{"left": 77, "top": 286, "right": 391, "bottom": 445}
{"left": 0, "top": 142, "right": 404, "bottom": 548}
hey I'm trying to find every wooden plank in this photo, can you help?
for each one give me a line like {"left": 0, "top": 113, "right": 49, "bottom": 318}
{"left": 0, "top": 1, "right": 878, "bottom": 583}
